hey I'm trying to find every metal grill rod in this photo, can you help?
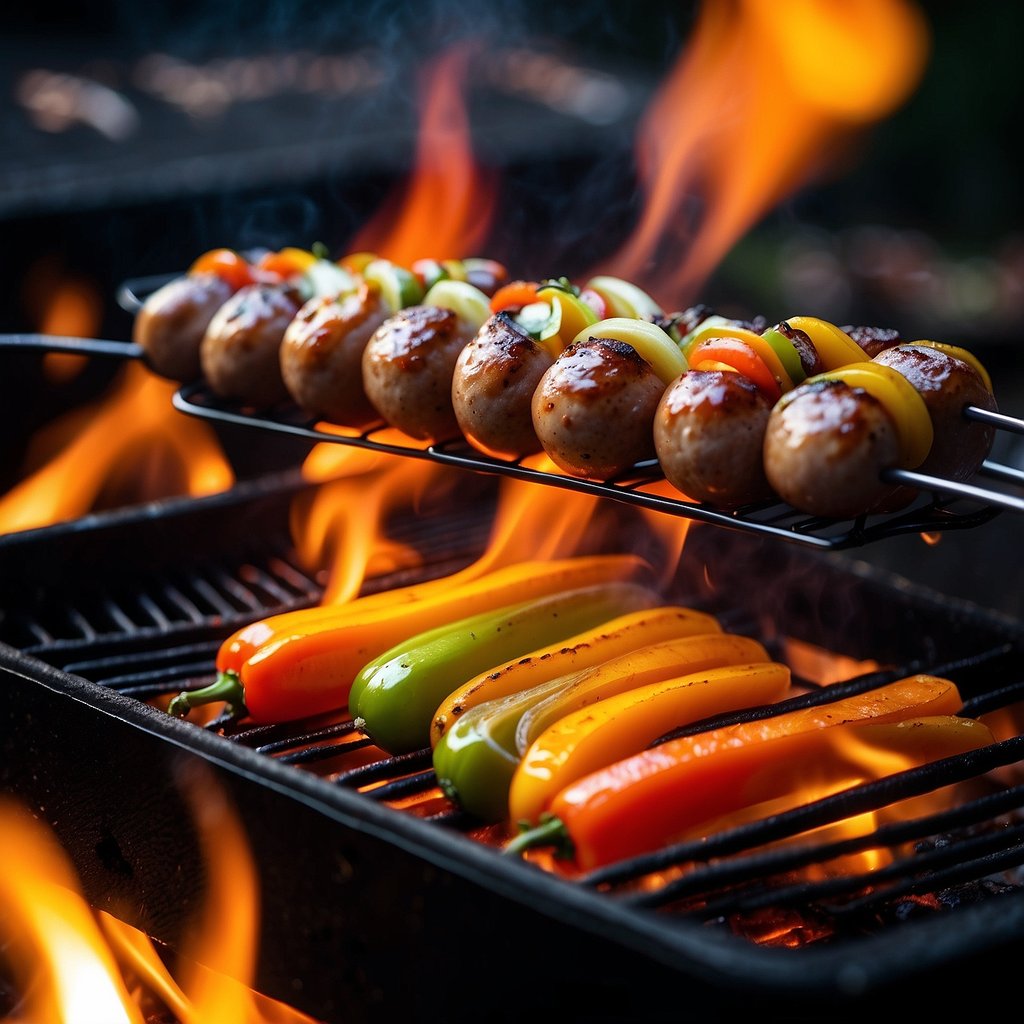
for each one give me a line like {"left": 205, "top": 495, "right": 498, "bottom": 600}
{"left": 622, "top": 783, "right": 1024, "bottom": 910}
{"left": 583, "top": 734, "right": 1024, "bottom": 890}
{"left": 170, "top": 382, "right": 1016, "bottom": 551}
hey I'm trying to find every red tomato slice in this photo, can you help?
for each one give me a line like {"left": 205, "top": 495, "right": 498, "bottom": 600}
{"left": 690, "top": 337, "right": 782, "bottom": 402}
{"left": 189, "top": 249, "right": 254, "bottom": 290}
{"left": 490, "top": 280, "right": 540, "bottom": 314}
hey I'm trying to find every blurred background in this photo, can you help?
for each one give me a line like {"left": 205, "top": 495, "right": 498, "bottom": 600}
{"left": 1, "top": 0, "right": 1022, "bottom": 614}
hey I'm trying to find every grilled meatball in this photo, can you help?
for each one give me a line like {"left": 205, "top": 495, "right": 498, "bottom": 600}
{"left": 654, "top": 370, "right": 774, "bottom": 507}
{"left": 842, "top": 324, "right": 903, "bottom": 359}
{"left": 200, "top": 283, "right": 300, "bottom": 407}
{"left": 874, "top": 344, "right": 996, "bottom": 481}
{"left": 133, "top": 273, "right": 234, "bottom": 382}
{"left": 279, "top": 283, "right": 388, "bottom": 427}
{"left": 451, "top": 312, "right": 553, "bottom": 459}
{"left": 531, "top": 337, "right": 665, "bottom": 480}
{"left": 361, "top": 305, "right": 476, "bottom": 442}
{"left": 763, "top": 379, "right": 901, "bottom": 518}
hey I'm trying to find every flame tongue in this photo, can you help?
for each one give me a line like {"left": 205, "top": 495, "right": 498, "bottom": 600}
{"left": 607, "top": 0, "right": 930, "bottom": 303}
{"left": 351, "top": 40, "right": 497, "bottom": 265}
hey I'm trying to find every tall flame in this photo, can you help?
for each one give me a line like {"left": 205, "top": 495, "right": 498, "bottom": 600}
{"left": 606, "top": 0, "right": 930, "bottom": 303}
{"left": 349, "top": 40, "right": 498, "bottom": 264}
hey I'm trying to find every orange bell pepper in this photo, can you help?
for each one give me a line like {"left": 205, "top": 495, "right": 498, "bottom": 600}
{"left": 506, "top": 674, "right": 970, "bottom": 870}
{"left": 171, "top": 553, "right": 649, "bottom": 723}
{"left": 214, "top": 554, "right": 647, "bottom": 678}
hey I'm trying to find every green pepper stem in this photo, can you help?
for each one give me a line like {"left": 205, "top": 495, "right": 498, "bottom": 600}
{"left": 167, "top": 671, "right": 248, "bottom": 720}
{"left": 503, "top": 815, "right": 574, "bottom": 860}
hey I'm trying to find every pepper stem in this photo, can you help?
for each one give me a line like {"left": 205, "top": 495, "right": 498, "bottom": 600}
{"left": 503, "top": 814, "right": 574, "bottom": 860}
{"left": 167, "top": 671, "right": 248, "bottom": 720}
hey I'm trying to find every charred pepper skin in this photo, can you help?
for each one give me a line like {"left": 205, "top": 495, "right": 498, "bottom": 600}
{"left": 349, "top": 581, "right": 661, "bottom": 755}
{"left": 433, "top": 631, "right": 771, "bottom": 823}
{"left": 168, "top": 554, "right": 649, "bottom": 724}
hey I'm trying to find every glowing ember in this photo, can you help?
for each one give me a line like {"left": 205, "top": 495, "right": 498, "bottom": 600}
{"left": 349, "top": 40, "right": 498, "bottom": 264}
{"left": 605, "top": 0, "right": 930, "bottom": 303}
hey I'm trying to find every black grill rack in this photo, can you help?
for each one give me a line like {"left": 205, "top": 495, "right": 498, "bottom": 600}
{"left": 171, "top": 378, "right": 1024, "bottom": 551}
{"left": 4, "top": 480, "right": 1024, "bottom": 1022}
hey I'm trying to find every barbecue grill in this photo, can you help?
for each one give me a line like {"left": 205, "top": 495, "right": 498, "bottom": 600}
{"left": 3, "top": 452, "right": 1024, "bottom": 1022}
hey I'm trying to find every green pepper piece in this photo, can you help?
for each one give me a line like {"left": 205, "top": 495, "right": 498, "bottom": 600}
{"left": 432, "top": 671, "right": 577, "bottom": 822}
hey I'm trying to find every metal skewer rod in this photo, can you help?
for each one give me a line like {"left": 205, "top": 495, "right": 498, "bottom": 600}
{"left": 883, "top": 466, "right": 1024, "bottom": 514}
{"left": 965, "top": 405, "right": 1024, "bottom": 435}
{"left": 0, "top": 334, "right": 144, "bottom": 360}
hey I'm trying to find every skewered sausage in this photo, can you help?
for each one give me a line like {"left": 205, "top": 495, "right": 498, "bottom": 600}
{"left": 361, "top": 305, "right": 477, "bottom": 442}
{"left": 654, "top": 369, "right": 774, "bottom": 507}
{"left": 531, "top": 337, "right": 665, "bottom": 480}
{"left": 763, "top": 378, "right": 903, "bottom": 518}
{"left": 873, "top": 343, "right": 996, "bottom": 482}
{"left": 200, "top": 283, "right": 302, "bottom": 408}
{"left": 451, "top": 312, "right": 553, "bottom": 459}
{"left": 133, "top": 273, "right": 235, "bottom": 382}
{"left": 279, "top": 282, "right": 389, "bottom": 427}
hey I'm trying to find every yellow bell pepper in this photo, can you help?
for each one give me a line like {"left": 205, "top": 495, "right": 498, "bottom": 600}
{"left": 817, "top": 363, "right": 934, "bottom": 469}
{"left": 509, "top": 661, "right": 791, "bottom": 825}
{"left": 430, "top": 604, "right": 722, "bottom": 747}
{"left": 785, "top": 316, "right": 869, "bottom": 370}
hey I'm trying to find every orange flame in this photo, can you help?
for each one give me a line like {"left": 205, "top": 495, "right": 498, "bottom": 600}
{"left": 0, "top": 363, "right": 235, "bottom": 534}
{"left": 0, "top": 782, "right": 320, "bottom": 1023}
{"left": 606, "top": 0, "right": 930, "bottom": 303}
{"left": 293, "top": 450, "right": 442, "bottom": 605}
{"left": 350, "top": 40, "right": 498, "bottom": 264}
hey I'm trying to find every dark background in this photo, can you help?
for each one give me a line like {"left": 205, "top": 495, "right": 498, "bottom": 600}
{"left": 1, "top": 0, "right": 1022, "bottom": 616}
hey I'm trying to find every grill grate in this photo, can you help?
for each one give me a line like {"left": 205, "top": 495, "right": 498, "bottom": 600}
{"left": 4, "top": 477, "right": 1024, "bottom": 1018}
{"left": 12, "top": 541, "right": 1024, "bottom": 941}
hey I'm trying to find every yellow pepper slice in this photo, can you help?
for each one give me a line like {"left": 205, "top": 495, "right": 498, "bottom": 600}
{"left": 785, "top": 316, "right": 869, "bottom": 370}
{"left": 907, "top": 340, "right": 993, "bottom": 393}
{"left": 536, "top": 284, "right": 599, "bottom": 352}
{"left": 573, "top": 317, "right": 687, "bottom": 384}
{"left": 509, "top": 661, "right": 791, "bottom": 826}
{"left": 817, "top": 363, "right": 934, "bottom": 469}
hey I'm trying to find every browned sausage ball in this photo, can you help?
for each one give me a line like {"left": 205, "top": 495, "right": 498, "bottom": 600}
{"left": 361, "top": 305, "right": 476, "bottom": 442}
{"left": 873, "top": 344, "right": 996, "bottom": 481}
{"left": 132, "top": 273, "right": 234, "bottom": 381}
{"left": 451, "top": 312, "right": 553, "bottom": 459}
{"left": 279, "top": 283, "right": 389, "bottom": 427}
{"left": 531, "top": 337, "right": 665, "bottom": 480}
{"left": 842, "top": 324, "right": 903, "bottom": 359}
{"left": 200, "top": 283, "right": 301, "bottom": 407}
{"left": 654, "top": 369, "right": 774, "bottom": 507}
{"left": 763, "top": 379, "right": 902, "bottom": 519}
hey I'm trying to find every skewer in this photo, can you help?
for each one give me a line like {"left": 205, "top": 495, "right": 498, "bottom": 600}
{"left": 0, "top": 334, "right": 144, "bottom": 361}
{"left": 883, "top": 467, "right": 1024, "bottom": 514}
{"left": 965, "top": 404, "right": 1024, "bottom": 435}
{"left": 4, "top": 333, "right": 1023, "bottom": 535}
